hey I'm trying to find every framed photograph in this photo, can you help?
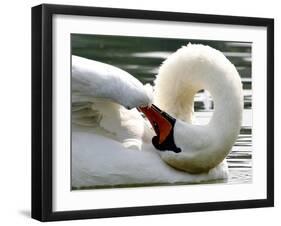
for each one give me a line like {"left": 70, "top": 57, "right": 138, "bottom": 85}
{"left": 32, "top": 4, "right": 274, "bottom": 221}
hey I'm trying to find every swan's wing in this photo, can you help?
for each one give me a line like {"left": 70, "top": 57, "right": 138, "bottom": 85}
{"left": 72, "top": 99, "right": 154, "bottom": 150}
{"left": 72, "top": 55, "right": 155, "bottom": 150}
{"left": 72, "top": 55, "right": 152, "bottom": 109}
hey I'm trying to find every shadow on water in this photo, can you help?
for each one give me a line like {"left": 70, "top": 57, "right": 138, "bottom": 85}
{"left": 72, "top": 34, "right": 252, "bottom": 187}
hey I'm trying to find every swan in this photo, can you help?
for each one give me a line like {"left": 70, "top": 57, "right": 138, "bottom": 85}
{"left": 71, "top": 43, "right": 243, "bottom": 189}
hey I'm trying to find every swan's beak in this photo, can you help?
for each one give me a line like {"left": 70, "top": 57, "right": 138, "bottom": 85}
{"left": 137, "top": 105, "right": 181, "bottom": 153}
{"left": 138, "top": 105, "right": 174, "bottom": 144}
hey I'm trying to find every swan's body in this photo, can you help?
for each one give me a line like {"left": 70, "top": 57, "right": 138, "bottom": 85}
{"left": 71, "top": 44, "right": 243, "bottom": 188}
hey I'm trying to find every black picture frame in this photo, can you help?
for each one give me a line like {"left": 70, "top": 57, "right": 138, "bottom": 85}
{"left": 31, "top": 3, "right": 274, "bottom": 222}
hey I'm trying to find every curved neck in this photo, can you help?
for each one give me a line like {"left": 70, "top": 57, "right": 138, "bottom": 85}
{"left": 153, "top": 44, "right": 243, "bottom": 173}
{"left": 171, "top": 66, "right": 243, "bottom": 149}
{"left": 203, "top": 69, "right": 243, "bottom": 140}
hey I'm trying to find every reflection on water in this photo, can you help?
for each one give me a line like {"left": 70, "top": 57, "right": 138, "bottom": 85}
{"left": 72, "top": 34, "right": 252, "bottom": 185}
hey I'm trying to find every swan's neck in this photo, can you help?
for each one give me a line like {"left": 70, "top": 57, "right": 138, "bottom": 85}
{"left": 153, "top": 44, "right": 243, "bottom": 173}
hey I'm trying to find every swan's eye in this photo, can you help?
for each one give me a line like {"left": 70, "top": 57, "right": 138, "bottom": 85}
{"left": 137, "top": 104, "right": 181, "bottom": 153}
{"left": 153, "top": 121, "right": 160, "bottom": 135}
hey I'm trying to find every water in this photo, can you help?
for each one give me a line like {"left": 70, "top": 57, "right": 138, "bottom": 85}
{"left": 72, "top": 34, "right": 252, "bottom": 185}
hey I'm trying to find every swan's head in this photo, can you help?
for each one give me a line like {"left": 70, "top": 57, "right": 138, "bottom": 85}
{"left": 138, "top": 104, "right": 181, "bottom": 153}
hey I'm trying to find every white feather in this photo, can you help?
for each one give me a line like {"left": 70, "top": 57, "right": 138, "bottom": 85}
{"left": 72, "top": 44, "right": 242, "bottom": 188}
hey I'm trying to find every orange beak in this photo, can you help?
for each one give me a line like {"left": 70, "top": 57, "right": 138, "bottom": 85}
{"left": 137, "top": 104, "right": 174, "bottom": 145}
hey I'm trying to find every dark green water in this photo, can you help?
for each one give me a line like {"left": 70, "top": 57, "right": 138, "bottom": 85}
{"left": 72, "top": 34, "right": 252, "bottom": 185}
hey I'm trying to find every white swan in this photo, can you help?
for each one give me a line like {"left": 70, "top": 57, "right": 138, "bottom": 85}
{"left": 71, "top": 44, "right": 243, "bottom": 189}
